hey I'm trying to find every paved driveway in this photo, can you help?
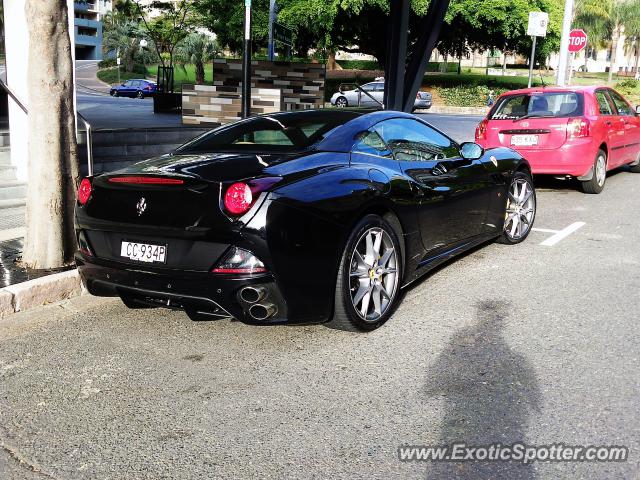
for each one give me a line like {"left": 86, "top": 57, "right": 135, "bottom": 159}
{"left": 1, "top": 120, "right": 639, "bottom": 479}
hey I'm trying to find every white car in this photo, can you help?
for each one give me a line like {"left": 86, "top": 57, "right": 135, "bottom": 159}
{"left": 330, "top": 80, "right": 432, "bottom": 110}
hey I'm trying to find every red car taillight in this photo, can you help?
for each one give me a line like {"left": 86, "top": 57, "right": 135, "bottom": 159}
{"left": 108, "top": 176, "right": 185, "bottom": 185}
{"left": 475, "top": 119, "right": 488, "bottom": 141}
{"left": 223, "top": 177, "right": 282, "bottom": 216}
{"left": 567, "top": 117, "right": 590, "bottom": 138}
{"left": 77, "top": 178, "right": 92, "bottom": 205}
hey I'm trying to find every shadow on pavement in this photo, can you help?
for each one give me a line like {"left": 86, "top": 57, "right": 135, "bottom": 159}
{"left": 424, "top": 300, "right": 541, "bottom": 479}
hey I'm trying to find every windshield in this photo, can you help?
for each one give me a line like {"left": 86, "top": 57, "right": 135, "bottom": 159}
{"left": 175, "top": 112, "right": 361, "bottom": 154}
{"left": 490, "top": 92, "right": 584, "bottom": 120}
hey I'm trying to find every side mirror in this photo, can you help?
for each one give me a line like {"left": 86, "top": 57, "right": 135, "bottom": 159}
{"left": 460, "top": 142, "right": 484, "bottom": 160}
{"left": 635, "top": 105, "right": 640, "bottom": 115}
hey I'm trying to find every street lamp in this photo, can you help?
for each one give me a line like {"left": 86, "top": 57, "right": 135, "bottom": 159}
{"left": 140, "top": 39, "right": 148, "bottom": 79}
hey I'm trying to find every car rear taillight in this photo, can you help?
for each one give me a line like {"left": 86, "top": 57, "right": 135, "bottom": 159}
{"left": 223, "top": 177, "right": 282, "bottom": 216}
{"left": 212, "top": 246, "right": 266, "bottom": 274}
{"left": 224, "top": 182, "right": 253, "bottom": 215}
{"left": 77, "top": 178, "right": 92, "bottom": 205}
{"left": 567, "top": 117, "right": 590, "bottom": 138}
{"left": 475, "top": 119, "right": 488, "bottom": 141}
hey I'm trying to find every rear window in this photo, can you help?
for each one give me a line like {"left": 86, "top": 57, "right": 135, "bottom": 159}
{"left": 175, "top": 112, "right": 360, "bottom": 154}
{"left": 490, "top": 92, "right": 584, "bottom": 120}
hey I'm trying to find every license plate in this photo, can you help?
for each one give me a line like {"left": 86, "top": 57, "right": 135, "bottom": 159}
{"left": 120, "top": 241, "right": 167, "bottom": 263}
{"left": 511, "top": 135, "right": 538, "bottom": 146}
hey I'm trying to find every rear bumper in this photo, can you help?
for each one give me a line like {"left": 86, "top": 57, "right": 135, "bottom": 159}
{"left": 414, "top": 99, "right": 432, "bottom": 109}
{"left": 76, "top": 254, "right": 290, "bottom": 325}
{"left": 480, "top": 138, "right": 595, "bottom": 177}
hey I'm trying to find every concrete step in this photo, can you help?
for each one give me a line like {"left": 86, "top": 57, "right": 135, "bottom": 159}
{"left": 0, "top": 198, "right": 26, "bottom": 210}
{"left": 0, "top": 180, "right": 27, "bottom": 201}
{"left": 0, "top": 131, "right": 10, "bottom": 148}
{"left": 0, "top": 147, "right": 11, "bottom": 166}
{"left": 0, "top": 165, "right": 18, "bottom": 181}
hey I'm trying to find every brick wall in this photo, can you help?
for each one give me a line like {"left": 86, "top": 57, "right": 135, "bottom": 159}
{"left": 182, "top": 59, "right": 326, "bottom": 125}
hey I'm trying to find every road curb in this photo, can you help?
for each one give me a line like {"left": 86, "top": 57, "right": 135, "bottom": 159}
{"left": 0, "top": 269, "right": 83, "bottom": 317}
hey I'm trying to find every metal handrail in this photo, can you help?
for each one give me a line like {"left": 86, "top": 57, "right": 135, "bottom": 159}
{"left": 338, "top": 83, "right": 384, "bottom": 108}
{"left": 0, "top": 78, "right": 28, "bottom": 114}
{"left": 0, "top": 78, "right": 94, "bottom": 176}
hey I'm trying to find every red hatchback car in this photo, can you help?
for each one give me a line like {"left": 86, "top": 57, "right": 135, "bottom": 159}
{"left": 475, "top": 86, "right": 640, "bottom": 193}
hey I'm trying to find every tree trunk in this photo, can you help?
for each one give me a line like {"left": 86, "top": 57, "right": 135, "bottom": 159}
{"left": 584, "top": 45, "right": 589, "bottom": 73}
{"left": 634, "top": 39, "right": 640, "bottom": 74}
{"left": 327, "top": 50, "right": 340, "bottom": 71}
{"left": 195, "top": 61, "right": 205, "bottom": 84}
{"left": 23, "top": 0, "right": 79, "bottom": 269}
{"left": 608, "top": 21, "right": 620, "bottom": 84}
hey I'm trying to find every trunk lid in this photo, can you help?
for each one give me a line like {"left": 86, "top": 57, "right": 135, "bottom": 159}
{"left": 82, "top": 152, "right": 295, "bottom": 230}
{"left": 485, "top": 117, "right": 571, "bottom": 151}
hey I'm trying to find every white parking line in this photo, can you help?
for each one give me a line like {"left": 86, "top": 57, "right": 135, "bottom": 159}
{"left": 532, "top": 227, "right": 560, "bottom": 234}
{"left": 539, "top": 222, "right": 586, "bottom": 247}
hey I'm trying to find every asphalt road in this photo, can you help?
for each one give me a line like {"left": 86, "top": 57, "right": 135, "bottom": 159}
{"left": 2, "top": 119, "right": 639, "bottom": 480}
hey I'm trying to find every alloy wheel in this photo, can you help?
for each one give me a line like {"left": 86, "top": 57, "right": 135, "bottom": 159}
{"left": 348, "top": 227, "right": 399, "bottom": 322}
{"left": 336, "top": 97, "right": 347, "bottom": 107}
{"left": 504, "top": 177, "right": 535, "bottom": 241}
{"left": 595, "top": 154, "right": 606, "bottom": 187}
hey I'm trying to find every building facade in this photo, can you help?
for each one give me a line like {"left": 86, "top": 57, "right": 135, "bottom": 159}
{"left": 73, "top": 1, "right": 112, "bottom": 60}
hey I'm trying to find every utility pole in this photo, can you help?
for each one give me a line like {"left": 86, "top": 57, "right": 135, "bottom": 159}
{"left": 268, "top": 0, "right": 276, "bottom": 61}
{"left": 242, "top": 0, "right": 252, "bottom": 118}
{"left": 556, "top": 0, "right": 575, "bottom": 86}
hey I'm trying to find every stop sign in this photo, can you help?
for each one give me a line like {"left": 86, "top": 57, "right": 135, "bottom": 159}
{"left": 568, "top": 29, "right": 588, "bottom": 53}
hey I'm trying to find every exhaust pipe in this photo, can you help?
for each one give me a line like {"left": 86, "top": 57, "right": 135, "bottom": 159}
{"left": 249, "top": 303, "right": 277, "bottom": 321}
{"left": 239, "top": 286, "right": 266, "bottom": 304}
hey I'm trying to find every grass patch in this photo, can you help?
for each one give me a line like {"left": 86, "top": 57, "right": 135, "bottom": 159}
{"left": 97, "top": 64, "right": 214, "bottom": 90}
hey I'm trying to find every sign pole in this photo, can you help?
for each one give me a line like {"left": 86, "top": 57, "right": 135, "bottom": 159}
{"left": 567, "top": 52, "right": 576, "bottom": 85}
{"left": 242, "top": 0, "right": 252, "bottom": 119}
{"left": 268, "top": 0, "right": 276, "bottom": 61}
{"left": 528, "top": 36, "right": 537, "bottom": 88}
{"left": 556, "top": 0, "right": 575, "bottom": 86}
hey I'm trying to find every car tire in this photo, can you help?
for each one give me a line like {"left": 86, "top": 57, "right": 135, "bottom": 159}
{"left": 628, "top": 152, "right": 640, "bottom": 173}
{"left": 335, "top": 96, "right": 348, "bottom": 108}
{"left": 120, "top": 294, "right": 155, "bottom": 309}
{"left": 110, "top": 90, "right": 116, "bottom": 97}
{"left": 498, "top": 170, "right": 536, "bottom": 245}
{"left": 327, "top": 214, "right": 402, "bottom": 331}
{"left": 137, "top": 91, "right": 144, "bottom": 99}
{"left": 581, "top": 149, "right": 607, "bottom": 194}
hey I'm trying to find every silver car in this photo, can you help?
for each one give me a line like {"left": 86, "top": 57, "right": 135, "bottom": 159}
{"left": 330, "top": 80, "right": 432, "bottom": 110}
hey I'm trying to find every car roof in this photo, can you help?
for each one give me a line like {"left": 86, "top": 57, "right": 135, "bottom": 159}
{"left": 498, "top": 85, "right": 604, "bottom": 97}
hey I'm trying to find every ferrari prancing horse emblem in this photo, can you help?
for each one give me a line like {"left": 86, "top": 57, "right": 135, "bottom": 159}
{"left": 136, "top": 197, "right": 147, "bottom": 216}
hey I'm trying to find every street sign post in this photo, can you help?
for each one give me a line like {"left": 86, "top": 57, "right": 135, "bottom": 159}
{"left": 526, "top": 12, "right": 549, "bottom": 88}
{"left": 567, "top": 29, "right": 588, "bottom": 85}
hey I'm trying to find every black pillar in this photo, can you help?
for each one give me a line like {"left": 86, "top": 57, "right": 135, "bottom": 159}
{"left": 242, "top": 1, "right": 252, "bottom": 119}
{"left": 401, "top": 0, "right": 451, "bottom": 112}
{"left": 384, "top": 0, "right": 410, "bottom": 111}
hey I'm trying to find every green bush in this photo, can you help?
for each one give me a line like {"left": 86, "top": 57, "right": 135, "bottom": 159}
{"left": 336, "top": 60, "right": 381, "bottom": 71}
{"left": 98, "top": 58, "right": 117, "bottom": 68}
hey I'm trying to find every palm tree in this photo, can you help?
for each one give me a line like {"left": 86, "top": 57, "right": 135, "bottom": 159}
{"left": 175, "top": 33, "right": 218, "bottom": 84}
{"left": 574, "top": 0, "right": 613, "bottom": 72}
{"left": 102, "top": 20, "right": 142, "bottom": 73}
{"left": 607, "top": 0, "right": 640, "bottom": 83}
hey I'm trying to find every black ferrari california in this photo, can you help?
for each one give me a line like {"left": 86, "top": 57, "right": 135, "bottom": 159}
{"left": 75, "top": 110, "right": 536, "bottom": 331}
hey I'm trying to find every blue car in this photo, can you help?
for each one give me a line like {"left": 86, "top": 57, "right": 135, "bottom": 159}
{"left": 110, "top": 79, "right": 157, "bottom": 99}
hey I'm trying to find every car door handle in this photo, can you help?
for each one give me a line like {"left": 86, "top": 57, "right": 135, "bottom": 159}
{"left": 605, "top": 121, "right": 612, "bottom": 126}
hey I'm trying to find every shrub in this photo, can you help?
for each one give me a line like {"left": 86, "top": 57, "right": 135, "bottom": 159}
{"left": 98, "top": 58, "right": 117, "bottom": 68}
